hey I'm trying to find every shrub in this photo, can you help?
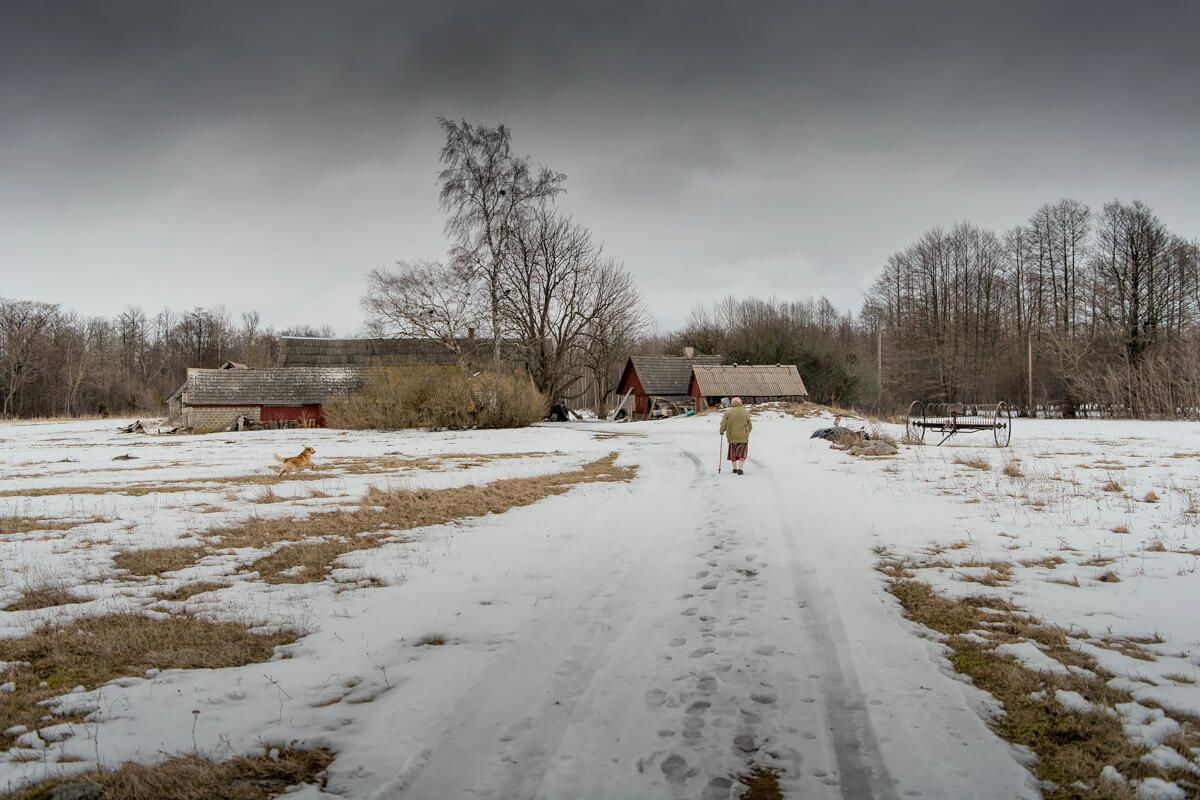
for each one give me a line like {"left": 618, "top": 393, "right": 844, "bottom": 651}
{"left": 325, "top": 366, "right": 546, "bottom": 430}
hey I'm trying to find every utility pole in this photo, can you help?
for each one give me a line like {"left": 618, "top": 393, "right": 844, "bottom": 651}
{"left": 1027, "top": 336, "right": 1034, "bottom": 416}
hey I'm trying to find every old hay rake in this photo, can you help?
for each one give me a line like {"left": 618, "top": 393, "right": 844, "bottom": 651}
{"left": 906, "top": 401, "right": 1013, "bottom": 447}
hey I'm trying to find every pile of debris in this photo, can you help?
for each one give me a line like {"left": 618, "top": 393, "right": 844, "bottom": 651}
{"left": 225, "top": 415, "right": 303, "bottom": 432}
{"left": 811, "top": 417, "right": 898, "bottom": 458}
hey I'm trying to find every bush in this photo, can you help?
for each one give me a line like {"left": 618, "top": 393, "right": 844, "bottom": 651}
{"left": 324, "top": 366, "right": 546, "bottom": 430}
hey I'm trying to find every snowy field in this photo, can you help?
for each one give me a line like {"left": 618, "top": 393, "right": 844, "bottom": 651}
{"left": 1, "top": 411, "right": 1199, "bottom": 798}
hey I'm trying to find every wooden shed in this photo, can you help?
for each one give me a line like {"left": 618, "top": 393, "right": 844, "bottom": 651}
{"left": 168, "top": 367, "right": 364, "bottom": 433}
{"left": 615, "top": 353, "right": 723, "bottom": 417}
{"left": 688, "top": 364, "right": 809, "bottom": 410}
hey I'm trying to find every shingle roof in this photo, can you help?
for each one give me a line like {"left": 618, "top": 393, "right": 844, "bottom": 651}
{"left": 627, "top": 354, "right": 724, "bottom": 395}
{"left": 184, "top": 367, "right": 365, "bottom": 406}
{"left": 278, "top": 336, "right": 522, "bottom": 367}
{"left": 691, "top": 365, "right": 809, "bottom": 398}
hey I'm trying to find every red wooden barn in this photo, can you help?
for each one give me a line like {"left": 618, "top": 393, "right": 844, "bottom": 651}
{"left": 615, "top": 352, "right": 723, "bottom": 417}
{"left": 167, "top": 366, "right": 364, "bottom": 432}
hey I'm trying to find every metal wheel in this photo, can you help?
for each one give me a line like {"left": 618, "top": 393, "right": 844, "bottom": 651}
{"left": 993, "top": 401, "right": 1012, "bottom": 447}
{"left": 906, "top": 400, "right": 925, "bottom": 442}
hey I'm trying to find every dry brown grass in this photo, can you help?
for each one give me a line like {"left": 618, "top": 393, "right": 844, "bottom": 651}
{"left": 1002, "top": 460, "right": 1024, "bottom": 478}
{"left": 885, "top": 580, "right": 1179, "bottom": 795}
{"left": 0, "top": 471, "right": 337, "bottom": 499}
{"left": 1019, "top": 555, "right": 1065, "bottom": 569}
{"left": 737, "top": 767, "right": 783, "bottom": 800}
{"left": 0, "top": 514, "right": 107, "bottom": 535}
{"left": 1144, "top": 538, "right": 1168, "bottom": 552}
{"left": 1046, "top": 574, "right": 1081, "bottom": 587}
{"left": 953, "top": 455, "right": 992, "bottom": 471}
{"left": 3, "top": 583, "right": 88, "bottom": 611}
{"left": 1163, "top": 672, "right": 1197, "bottom": 685}
{"left": 4, "top": 747, "right": 333, "bottom": 800}
{"left": 0, "top": 614, "right": 298, "bottom": 748}
{"left": 113, "top": 546, "right": 206, "bottom": 576}
{"left": 1095, "top": 569, "right": 1122, "bottom": 583}
{"left": 1112, "top": 525, "right": 1131, "bottom": 534}
{"left": 236, "top": 453, "right": 636, "bottom": 584}
{"left": 1142, "top": 490, "right": 1160, "bottom": 503}
{"left": 153, "top": 581, "right": 231, "bottom": 601}
{"left": 1101, "top": 478, "right": 1124, "bottom": 493}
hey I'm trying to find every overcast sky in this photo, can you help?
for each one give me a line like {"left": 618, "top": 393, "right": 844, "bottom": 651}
{"left": 2, "top": 1, "right": 1198, "bottom": 334}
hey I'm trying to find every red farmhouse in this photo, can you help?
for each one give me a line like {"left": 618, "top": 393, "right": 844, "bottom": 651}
{"left": 615, "top": 352, "right": 723, "bottom": 417}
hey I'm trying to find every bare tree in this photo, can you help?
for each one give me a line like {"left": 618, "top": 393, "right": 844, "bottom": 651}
{"left": 0, "top": 298, "right": 59, "bottom": 416}
{"left": 437, "top": 118, "right": 565, "bottom": 362}
{"left": 362, "top": 259, "right": 484, "bottom": 357}
{"left": 500, "top": 208, "right": 645, "bottom": 402}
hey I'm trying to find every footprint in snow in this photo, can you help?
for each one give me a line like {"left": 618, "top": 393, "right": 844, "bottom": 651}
{"left": 645, "top": 688, "right": 669, "bottom": 708}
{"left": 750, "top": 684, "right": 778, "bottom": 704}
{"left": 660, "top": 753, "right": 691, "bottom": 783}
{"left": 701, "top": 777, "right": 734, "bottom": 800}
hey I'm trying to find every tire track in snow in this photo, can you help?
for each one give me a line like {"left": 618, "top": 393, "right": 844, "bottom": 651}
{"left": 755, "top": 462, "right": 900, "bottom": 800}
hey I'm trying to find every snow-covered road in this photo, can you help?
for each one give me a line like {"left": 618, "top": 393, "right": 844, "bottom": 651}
{"left": 363, "top": 419, "right": 1036, "bottom": 800}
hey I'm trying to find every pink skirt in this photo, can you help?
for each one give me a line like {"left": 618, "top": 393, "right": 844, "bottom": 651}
{"left": 727, "top": 442, "right": 748, "bottom": 461}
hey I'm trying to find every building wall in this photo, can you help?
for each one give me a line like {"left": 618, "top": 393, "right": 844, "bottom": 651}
{"left": 261, "top": 404, "right": 323, "bottom": 426}
{"left": 186, "top": 405, "right": 261, "bottom": 433}
{"left": 615, "top": 364, "right": 649, "bottom": 415}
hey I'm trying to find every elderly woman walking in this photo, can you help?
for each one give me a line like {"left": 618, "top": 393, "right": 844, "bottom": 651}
{"left": 720, "top": 397, "right": 753, "bottom": 475}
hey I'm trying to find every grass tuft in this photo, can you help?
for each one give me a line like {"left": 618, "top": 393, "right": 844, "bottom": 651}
{"left": 4, "top": 747, "right": 334, "bottom": 800}
{"left": 3, "top": 582, "right": 88, "bottom": 611}
{"left": 113, "top": 546, "right": 205, "bottom": 577}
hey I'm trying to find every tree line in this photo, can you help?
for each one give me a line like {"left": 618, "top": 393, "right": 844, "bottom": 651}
{"left": 861, "top": 198, "right": 1200, "bottom": 416}
{"left": 659, "top": 198, "right": 1199, "bottom": 416}
{"left": 0, "top": 300, "right": 331, "bottom": 418}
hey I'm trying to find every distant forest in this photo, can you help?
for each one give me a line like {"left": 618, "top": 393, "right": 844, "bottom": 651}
{"left": 2, "top": 197, "right": 1197, "bottom": 420}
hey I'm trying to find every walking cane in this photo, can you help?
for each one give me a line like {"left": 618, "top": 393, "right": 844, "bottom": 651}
{"left": 718, "top": 431, "right": 724, "bottom": 474}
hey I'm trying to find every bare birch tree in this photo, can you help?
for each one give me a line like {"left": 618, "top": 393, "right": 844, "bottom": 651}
{"left": 437, "top": 118, "right": 565, "bottom": 362}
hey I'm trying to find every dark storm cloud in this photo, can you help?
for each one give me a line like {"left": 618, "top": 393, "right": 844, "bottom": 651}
{"left": 2, "top": 1, "right": 1198, "bottom": 331}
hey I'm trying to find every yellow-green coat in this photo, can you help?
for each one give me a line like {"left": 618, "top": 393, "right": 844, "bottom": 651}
{"left": 720, "top": 405, "right": 753, "bottom": 443}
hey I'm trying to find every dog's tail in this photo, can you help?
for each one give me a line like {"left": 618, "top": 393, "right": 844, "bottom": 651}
{"left": 272, "top": 453, "right": 284, "bottom": 463}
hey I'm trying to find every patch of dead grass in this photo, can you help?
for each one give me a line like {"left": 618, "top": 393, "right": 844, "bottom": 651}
{"left": 3, "top": 583, "right": 88, "bottom": 611}
{"left": 0, "top": 614, "right": 298, "bottom": 748}
{"left": 1163, "top": 672, "right": 1197, "bottom": 685}
{"left": 1101, "top": 478, "right": 1124, "bottom": 493}
{"left": 1095, "top": 569, "right": 1121, "bottom": 583}
{"left": 953, "top": 455, "right": 991, "bottom": 471}
{"left": 1019, "top": 555, "right": 1065, "bottom": 569}
{"left": 885, "top": 580, "right": 1178, "bottom": 794}
{"left": 153, "top": 581, "right": 231, "bottom": 601}
{"left": 238, "top": 453, "right": 636, "bottom": 584}
{"left": 1002, "top": 460, "right": 1024, "bottom": 478}
{"left": 0, "top": 514, "right": 108, "bottom": 535}
{"left": 113, "top": 546, "right": 206, "bottom": 576}
{"left": 737, "top": 767, "right": 783, "bottom": 800}
{"left": 1141, "top": 490, "right": 1160, "bottom": 503}
{"left": 4, "top": 747, "right": 333, "bottom": 800}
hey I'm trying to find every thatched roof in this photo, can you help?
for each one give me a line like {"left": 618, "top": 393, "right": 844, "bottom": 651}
{"left": 626, "top": 354, "right": 724, "bottom": 395}
{"left": 183, "top": 367, "right": 365, "bottom": 406}
{"left": 691, "top": 364, "right": 808, "bottom": 398}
